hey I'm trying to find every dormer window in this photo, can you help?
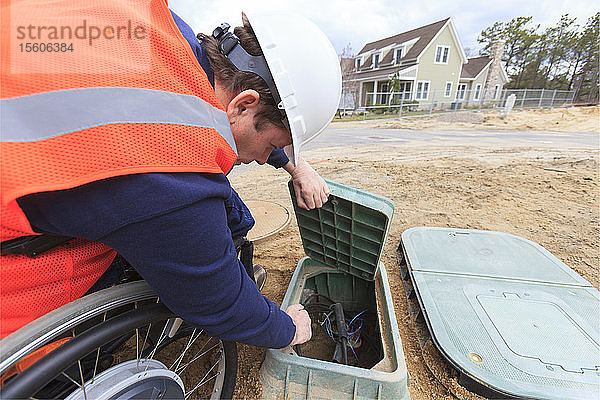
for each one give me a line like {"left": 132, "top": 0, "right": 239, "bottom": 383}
{"left": 395, "top": 47, "right": 403, "bottom": 64}
{"left": 356, "top": 57, "right": 362, "bottom": 69}
{"left": 373, "top": 53, "right": 380, "bottom": 68}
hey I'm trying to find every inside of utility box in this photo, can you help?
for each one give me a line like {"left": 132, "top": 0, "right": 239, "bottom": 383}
{"left": 294, "top": 270, "right": 384, "bottom": 369}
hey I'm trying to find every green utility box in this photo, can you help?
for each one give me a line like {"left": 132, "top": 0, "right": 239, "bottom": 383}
{"left": 259, "top": 179, "right": 410, "bottom": 400}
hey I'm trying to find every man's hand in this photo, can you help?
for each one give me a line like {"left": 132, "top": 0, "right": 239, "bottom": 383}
{"left": 284, "top": 156, "right": 330, "bottom": 210}
{"left": 286, "top": 304, "right": 312, "bottom": 346}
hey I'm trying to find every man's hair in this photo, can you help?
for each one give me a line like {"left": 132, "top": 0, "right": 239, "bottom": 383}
{"left": 199, "top": 15, "right": 286, "bottom": 132}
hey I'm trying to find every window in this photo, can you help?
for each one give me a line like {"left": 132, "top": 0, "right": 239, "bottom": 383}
{"left": 393, "top": 82, "right": 412, "bottom": 101}
{"left": 435, "top": 45, "right": 450, "bottom": 64}
{"left": 456, "top": 83, "right": 466, "bottom": 100}
{"left": 356, "top": 57, "right": 362, "bottom": 69}
{"left": 402, "top": 82, "right": 412, "bottom": 100}
{"left": 444, "top": 81, "right": 453, "bottom": 97}
{"left": 373, "top": 53, "right": 380, "bottom": 68}
{"left": 379, "top": 82, "right": 389, "bottom": 104}
{"left": 474, "top": 84, "right": 482, "bottom": 101}
{"left": 493, "top": 84, "right": 500, "bottom": 99}
{"left": 416, "top": 81, "right": 430, "bottom": 100}
{"left": 404, "top": 82, "right": 412, "bottom": 100}
{"left": 395, "top": 47, "right": 403, "bottom": 64}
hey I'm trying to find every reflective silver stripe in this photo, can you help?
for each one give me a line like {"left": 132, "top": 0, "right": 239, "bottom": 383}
{"left": 1, "top": 87, "right": 237, "bottom": 154}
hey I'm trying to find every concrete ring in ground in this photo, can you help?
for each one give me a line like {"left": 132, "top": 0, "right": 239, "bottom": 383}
{"left": 245, "top": 200, "right": 291, "bottom": 243}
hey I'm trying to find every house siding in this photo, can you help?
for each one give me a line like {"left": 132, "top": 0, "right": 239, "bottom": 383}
{"left": 459, "top": 67, "right": 488, "bottom": 103}
{"left": 470, "top": 71, "right": 487, "bottom": 101}
{"left": 414, "top": 25, "right": 462, "bottom": 102}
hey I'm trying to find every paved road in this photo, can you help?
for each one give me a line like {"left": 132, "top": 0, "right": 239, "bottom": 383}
{"left": 230, "top": 128, "right": 598, "bottom": 177}
{"left": 304, "top": 127, "right": 599, "bottom": 150}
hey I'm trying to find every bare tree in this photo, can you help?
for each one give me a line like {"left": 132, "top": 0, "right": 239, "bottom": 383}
{"left": 339, "top": 43, "right": 360, "bottom": 114}
{"left": 463, "top": 46, "right": 478, "bottom": 57}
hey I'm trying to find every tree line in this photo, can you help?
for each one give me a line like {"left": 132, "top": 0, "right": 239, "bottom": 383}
{"left": 478, "top": 12, "right": 599, "bottom": 102}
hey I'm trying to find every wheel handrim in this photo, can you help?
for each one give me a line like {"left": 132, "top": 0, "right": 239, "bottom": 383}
{"left": 0, "top": 284, "right": 233, "bottom": 400}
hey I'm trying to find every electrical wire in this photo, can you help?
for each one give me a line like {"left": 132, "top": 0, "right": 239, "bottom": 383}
{"left": 323, "top": 310, "right": 335, "bottom": 339}
{"left": 297, "top": 299, "right": 376, "bottom": 367}
{"left": 347, "top": 310, "right": 366, "bottom": 330}
{"left": 346, "top": 309, "right": 366, "bottom": 339}
{"left": 347, "top": 339, "right": 360, "bottom": 361}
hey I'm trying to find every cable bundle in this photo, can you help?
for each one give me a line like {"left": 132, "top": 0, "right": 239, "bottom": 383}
{"left": 298, "top": 292, "right": 368, "bottom": 366}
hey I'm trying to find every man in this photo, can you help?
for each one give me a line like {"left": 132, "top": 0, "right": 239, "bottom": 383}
{"left": 0, "top": 0, "right": 342, "bottom": 350}
{"left": 177, "top": 10, "right": 330, "bottom": 289}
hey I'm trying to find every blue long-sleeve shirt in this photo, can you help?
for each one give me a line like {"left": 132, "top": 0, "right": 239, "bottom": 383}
{"left": 15, "top": 11, "right": 294, "bottom": 348}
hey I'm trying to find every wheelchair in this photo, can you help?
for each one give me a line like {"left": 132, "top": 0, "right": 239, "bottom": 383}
{"left": 0, "top": 237, "right": 259, "bottom": 399}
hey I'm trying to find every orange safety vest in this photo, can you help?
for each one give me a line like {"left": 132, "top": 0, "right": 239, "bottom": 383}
{"left": 0, "top": 0, "right": 238, "bottom": 338}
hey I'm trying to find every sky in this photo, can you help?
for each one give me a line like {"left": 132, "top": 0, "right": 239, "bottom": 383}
{"left": 169, "top": 0, "right": 596, "bottom": 57}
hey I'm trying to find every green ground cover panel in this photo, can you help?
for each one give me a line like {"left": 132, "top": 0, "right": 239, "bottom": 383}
{"left": 401, "top": 227, "right": 600, "bottom": 400}
{"left": 289, "top": 178, "right": 394, "bottom": 281}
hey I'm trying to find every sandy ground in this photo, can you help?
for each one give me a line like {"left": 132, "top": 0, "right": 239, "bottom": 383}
{"left": 228, "top": 106, "right": 599, "bottom": 399}
{"left": 333, "top": 105, "right": 599, "bottom": 133}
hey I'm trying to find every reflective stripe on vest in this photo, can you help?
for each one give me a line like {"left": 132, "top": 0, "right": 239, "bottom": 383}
{"left": 1, "top": 87, "right": 237, "bottom": 154}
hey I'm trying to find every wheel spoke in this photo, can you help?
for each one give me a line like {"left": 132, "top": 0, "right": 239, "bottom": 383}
{"left": 134, "top": 302, "right": 139, "bottom": 371}
{"left": 135, "top": 328, "right": 140, "bottom": 369}
{"left": 138, "top": 322, "right": 152, "bottom": 371}
{"left": 61, "top": 371, "right": 82, "bottom": 388}
{"left": 184, "top": 372, "right": 220, "bottom": 399}
{"left": 174, "top": 335, "right": 214, "bottom": 374}
{"left": 1, "top": 283, "right": 235, "bottom": 400}
{"left": 175, "top": 342, "right": 220, "bottom": 375}
{"left": 77, "top": 359, "right": 87, "bottom": 400}
{"left": 184, "top": 356, "right": 221, "bottom": 399}
{"left": 143, "top": 320, "right": 170, "bottom": 372}
{"left": 169, "top": 328, "right": 202, "bottom": 371}
{"left": 91, "top": 312, "right": 108, "bottom": 382}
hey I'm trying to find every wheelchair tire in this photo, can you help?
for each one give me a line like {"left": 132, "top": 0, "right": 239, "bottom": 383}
{"left": 0, "top": 281, "right": 237, "bottom": 400}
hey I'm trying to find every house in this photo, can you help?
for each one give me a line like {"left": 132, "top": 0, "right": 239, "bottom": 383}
{"left": 458, "top": 41, "right": 509, "bottom": 104}
{"left": 347, "top": 18, "right": 508, "bottom": 110}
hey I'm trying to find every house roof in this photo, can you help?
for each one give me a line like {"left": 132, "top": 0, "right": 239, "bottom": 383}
{"left": 460, "top": 56, "right": 492, "bottom": 79}
{"left": 357, "top": 18, "right": 450, "bottom": 65}
{"left": 353, "top": 64, "right": 415, "bottom": 80}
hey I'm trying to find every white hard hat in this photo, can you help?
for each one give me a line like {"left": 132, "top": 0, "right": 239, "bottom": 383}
{"left": 245, "top": 12, "right": 342, "bottom": 166}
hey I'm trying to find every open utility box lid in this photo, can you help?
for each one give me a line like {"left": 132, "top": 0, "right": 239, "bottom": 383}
{"left": 288, "top": 179, "right": 394, "bottom": 281}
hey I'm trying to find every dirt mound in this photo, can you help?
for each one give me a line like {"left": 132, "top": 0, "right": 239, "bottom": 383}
{"left": 332, "top": 106, "right": 599, "bottom": 133}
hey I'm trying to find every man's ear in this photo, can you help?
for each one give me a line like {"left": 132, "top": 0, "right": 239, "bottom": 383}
{"left": 226, "top": 89, "right": 260, "bottom": 120}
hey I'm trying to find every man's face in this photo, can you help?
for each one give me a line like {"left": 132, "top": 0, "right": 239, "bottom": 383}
{"left": 232, "top": 120, "right": 292, "bottom": 165}
{"left": 225, "top": 89, "right": 292, "bottom": 165}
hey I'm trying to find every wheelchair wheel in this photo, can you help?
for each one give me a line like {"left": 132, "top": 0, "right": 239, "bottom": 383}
{"left": 0, "top": 281, "right": 237, "bottom": 399}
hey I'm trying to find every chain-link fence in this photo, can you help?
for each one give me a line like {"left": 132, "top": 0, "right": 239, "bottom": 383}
{"left": 345, "top": 87, "right": 576, "bottom": 120}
